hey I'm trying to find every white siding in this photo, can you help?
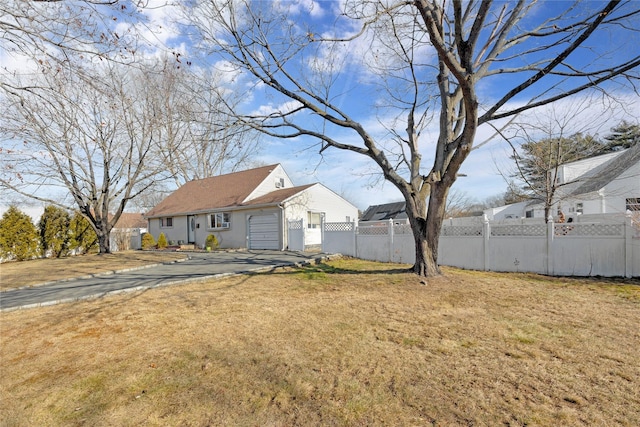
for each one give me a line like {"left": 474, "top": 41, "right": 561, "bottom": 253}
{"left": 244, "top": 164, "right": 294, "bottom": 202}
{"left": 284, "top": 184, "right": 358, "bottom": 223}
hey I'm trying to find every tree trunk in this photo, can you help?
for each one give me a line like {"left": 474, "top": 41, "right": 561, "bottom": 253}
{"left": 407, "top": 181, "right": 450, "bottom": 277}
{"left": 96, "top": 228, "right": 111, "bottom": 254}
{"left": 412, "top": 224, "right": 440, "bottom": 276}
{"left": 405, "top": 194, "right": 446, "bottom": 277}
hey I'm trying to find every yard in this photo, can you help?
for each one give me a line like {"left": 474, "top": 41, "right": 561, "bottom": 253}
{"left": 1, "top": 257, "right": 639, "bottom": 426}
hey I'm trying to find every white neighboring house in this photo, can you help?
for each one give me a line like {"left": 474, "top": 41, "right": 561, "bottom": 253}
{"left": 486, "top": 144, "right": 640, "bottom": 221}
{"left": 144, "top": 164, "right": 358, "bottom": 250}
{"left": 110, "top": 213, "right": 148, "bottom": 251}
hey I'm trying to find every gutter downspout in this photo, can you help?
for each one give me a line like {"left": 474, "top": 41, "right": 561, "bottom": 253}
{"left": 598, "top": 189, "right": 606, "bottom": 213}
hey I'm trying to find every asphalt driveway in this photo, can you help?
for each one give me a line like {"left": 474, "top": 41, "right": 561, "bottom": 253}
{"left": 0, "top": 251, "right": 329, "bottom": 311}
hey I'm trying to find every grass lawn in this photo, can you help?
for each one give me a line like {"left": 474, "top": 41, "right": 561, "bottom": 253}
{"left": 1, "top": 258, "right": 639, "bottom": 426}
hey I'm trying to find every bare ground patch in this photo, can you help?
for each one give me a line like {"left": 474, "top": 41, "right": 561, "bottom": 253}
{"left": 1, "top": 259, "right": 639, "bottom": 426}
{"left": 0, "top": 251, "right": 188, "bottom": 290}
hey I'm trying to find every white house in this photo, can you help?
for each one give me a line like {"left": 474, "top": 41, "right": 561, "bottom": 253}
{"left": 486, "top": 144, "right": 640, "bottom": 221}
{"left": 144, "top": 164, "right": 358, "bottom": 250}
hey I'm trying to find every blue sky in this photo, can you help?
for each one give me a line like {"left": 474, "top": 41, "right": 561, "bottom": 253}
{"left": 2, "top": 0, "right": 639, "bottom": 212}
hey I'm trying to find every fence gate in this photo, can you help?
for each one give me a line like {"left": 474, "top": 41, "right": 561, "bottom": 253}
{"left": 287, "top": 219, "right": 305, "bottom": 251}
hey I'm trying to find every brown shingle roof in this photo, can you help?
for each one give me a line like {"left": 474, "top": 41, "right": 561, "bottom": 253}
{"left": 114, "top": 212, "right": 147, "bottom": 228}
{"left": 242, "top": 184, "right": 316, "bottom": 206}
{"left": 145, "top": 164, "right": 280, "bottom": 218}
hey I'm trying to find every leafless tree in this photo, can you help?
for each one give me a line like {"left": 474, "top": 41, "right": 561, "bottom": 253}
{"left": 183, "top": 0, "right": 638, "bottom": 276}
{"left": 151, "top": 63, "right": 261, "bottom": 186}
{"left": 504, "top": 100, "right": 612, "bottom": 221}
{"left": 0, "top": 63, "right": 171, "bottom": 253}
{"left": 0, "top": 0, "right": 141, "bottom": 98}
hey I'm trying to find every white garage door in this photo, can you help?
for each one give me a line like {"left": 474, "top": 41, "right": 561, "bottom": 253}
{"left": 248, "top": 214, "right": 280, "bottom": 250}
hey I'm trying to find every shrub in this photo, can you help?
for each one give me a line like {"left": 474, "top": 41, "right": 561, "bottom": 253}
{"left": 68, "top": 212, "right": 98, "bottom": 255}
{"left": 141, "top": 233, "right": 156, "bottom": 250}
{"left": 205, "top": 234, "right": 219, "bottom": 250}
{"left": 157, "top": 232, "right": 168, "bottom": 249}
{"left": 38, "top": 205, "right": 70, "bottom": 258}
{"left": 0, "top": 206, "right": 40, "bottom": 261}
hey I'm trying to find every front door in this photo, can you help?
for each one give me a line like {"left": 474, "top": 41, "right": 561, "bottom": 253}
{"left": 187, "top": 215, "right": 196, "bottom": 244}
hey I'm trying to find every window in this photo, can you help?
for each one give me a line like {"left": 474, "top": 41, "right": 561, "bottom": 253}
{"left": 307, "top": 211, "right": 323, "bottom": 229}
{"left": 626, "top": 198, "right": 640, "bottom": 212}
{"left": 275, "top": 177, "right": 285, "bottom": 188}
{"left": 576, "top": 202, "right": 584, "bottom": 214}
{"left": 525, "top": 210, "right": 533, "bottom": 218}
{"left": 160, "top": 217, "right": 173, "bottom": 228}
{"left": 208, "top": 212, "right": 230, "bottom": 229}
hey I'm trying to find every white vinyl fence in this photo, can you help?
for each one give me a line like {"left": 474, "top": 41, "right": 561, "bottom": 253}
{"left": 315, "top": 215, "right": 640, "bottom": 278}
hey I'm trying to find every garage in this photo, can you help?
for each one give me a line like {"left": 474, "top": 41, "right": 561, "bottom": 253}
{"left": 248, "top": 213, "right": 280, "bottom": 250}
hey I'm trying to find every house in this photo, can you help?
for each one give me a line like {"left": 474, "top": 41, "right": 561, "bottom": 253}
{"left": 360, "top": 201, "right": 409, "bottom": 224}
{"left": 486, "top": 143, "right": 640, "bottom": 221}
{"left": 144, "top": 164, "right": 358, "bottom": 250}
{"left": 110, "top": 213, "right": 147, "bottom": 251}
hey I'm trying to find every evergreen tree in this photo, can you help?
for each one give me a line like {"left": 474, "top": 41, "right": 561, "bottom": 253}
{"left": 38, "top": 205, "right": 70, "bottom": 258}
{"left": 157, "top": 232, "right": 168, "bottom": 249}
{"left": 0, "top": 206, "right": 40, "bottom": 261}
{"left": 69, "top": 211, "right": 98, "bottom": 255}
{"left": 601, "top": 121, "right": 640, "bottom": 152}
{"left": 512, "top": 133, "right": 602, "bottom": 220}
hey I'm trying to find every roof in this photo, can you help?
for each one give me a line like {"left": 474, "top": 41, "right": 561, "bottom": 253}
{"left": 569, "top": 143, "right": 640, "bottom": 196}
{"left": 114, "top": 212, "right": 147, "bottom": 229}
{"left": 361, "top": 201, "right": 407, "bottom": 221}
{"left": 145, "top": 164, "right": 279, "bottom": 217}
{"left": 241, "top": 184, "right": 316, "bottom": 206}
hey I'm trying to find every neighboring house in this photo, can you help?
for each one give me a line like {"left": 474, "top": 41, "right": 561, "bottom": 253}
{"left": 110, "top": 212, "right": 147, "bottom": 251}
{"left": 486, "top": 144, "right": 640, "bottom": 221}
{"left": 360, "top": 201, "right": 409, "bottom": 224}
{"left": 144, "top": 164, "right": 358, "bottom": 250}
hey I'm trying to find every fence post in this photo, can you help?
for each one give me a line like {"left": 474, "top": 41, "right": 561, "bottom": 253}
{"left": 388, "top": 219, "right": 394, "bottom": 262}
{"left": 625, "top": 211, "right": 633, "bottom": 278}
{"left": 352, "top": 220, "right": 357, "bottom": 257}
{"left": 483, "top": 215, "right": 490, "bottom": 271}
{"left": 546, "top": 215, "right": 554, "bottom": 276}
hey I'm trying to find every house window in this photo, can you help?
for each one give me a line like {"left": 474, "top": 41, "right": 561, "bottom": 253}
{"left": 207, "top": 212, "right": 230, "bottom": 229}
{"left": 275, "top": 177, "right": 285, "bottom": 188}
{"left": 576, "top": 202, "right": 584, "bottom": 214}
{"left": 307, "top": 211, "right": 323, "bottom": 229}
{"left": 626, "top": 198, "right": 640, "bottom": 212}
{"left": 525, "top": 210, "right": 533, "bottom": 218}
{"left": 160, "top": 217, "right": 173, "bottom": 228}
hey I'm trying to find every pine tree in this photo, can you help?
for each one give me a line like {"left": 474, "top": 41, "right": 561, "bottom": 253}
{"left": 601, "top": 121, "right": 640, "bottom": 152}
{"left": 38, "top": 205, "right": 70, "bottom": 258}
{"left": 0, "top": 206, "right": 40, "bottom": 261}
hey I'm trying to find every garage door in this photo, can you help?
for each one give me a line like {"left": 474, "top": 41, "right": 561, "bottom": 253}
{"left": 248, "top": 214, "right": 280, "bottom": 250}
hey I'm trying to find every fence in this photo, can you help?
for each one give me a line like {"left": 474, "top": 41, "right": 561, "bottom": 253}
{"left": 314, "top": 215, "right": 640, "bottom": 278}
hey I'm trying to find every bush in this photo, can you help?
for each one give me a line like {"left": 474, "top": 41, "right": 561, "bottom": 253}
{"left": 205, "top": 234, "right": 219, "bottom": 250}
{"left": 157, "top": 232, "right": 168, "bottom": 249}
{"left": 0, "top": 206, "right": 40, "bottom": 261}
{"left": 68, "top": 212, "right": 98, "bottom": 255}
{"left": 141, "top": 233, "right": 156, "bottom": 250}
{"left": 38, "top": 205, "right": 70, "bottom": 258}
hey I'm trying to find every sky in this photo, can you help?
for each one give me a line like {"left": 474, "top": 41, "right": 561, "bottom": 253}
{"left": 1, "top": 0, "right": 639, "bottom": 213}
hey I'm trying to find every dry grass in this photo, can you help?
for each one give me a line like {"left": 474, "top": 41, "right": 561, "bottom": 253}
{"left": 1, "top": 258, "right": 639, "bottom": 426}
{"left": 0, "top": 251, "right": 188, "bottom": 290}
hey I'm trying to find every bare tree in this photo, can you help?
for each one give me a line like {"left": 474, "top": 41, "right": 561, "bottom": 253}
{"left": 151, "top": 63, "right": 261, "bottom": 186}
{"left": 0, "top": 0, "right": 141, "bottom": 98}
{"left": 184, "top": 0, "right": 639, "bottom": 276}
{"left": 0, "top": 63, "right": 170, "bottom": 253}
{"left": 506, "top": 101, "right": 609, "bottom": 221}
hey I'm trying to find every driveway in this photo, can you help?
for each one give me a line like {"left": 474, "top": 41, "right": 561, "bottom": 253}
{"left": 0, "top": 251, "right": 330, "bottom": 311}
